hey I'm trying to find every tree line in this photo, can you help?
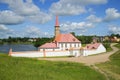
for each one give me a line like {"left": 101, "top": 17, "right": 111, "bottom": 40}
{"left": 0, "top": 33, "right": 119, "bottom": 48}
{"left": 0, "top": 37, "right": 32, "bottom": 44}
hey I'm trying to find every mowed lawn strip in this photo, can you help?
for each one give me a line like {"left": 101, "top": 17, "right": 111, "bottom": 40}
{"left": 0, "top": 54, "right": 106, "bottom": 80}
{"left": 96, "top": 43, "right": 120, "bottom": 80}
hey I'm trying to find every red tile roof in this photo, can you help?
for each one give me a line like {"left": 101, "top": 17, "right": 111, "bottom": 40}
{"left": 40, "top": 42, "right": 57, "bottom": 48}
{"left": 85, "top": 43, "right": 101, "bottom": 50}
{"left": 54, "top": 33, "right": 80, "bottom": 43}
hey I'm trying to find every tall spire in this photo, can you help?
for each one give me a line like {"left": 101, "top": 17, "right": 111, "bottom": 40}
{"left": 55, "top": 16, "right": 59, "bottom": 26}
{"left": 55, "top": 16, "right": 60, "bottom": 37}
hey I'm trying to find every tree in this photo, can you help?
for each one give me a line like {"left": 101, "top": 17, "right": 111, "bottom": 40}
{"left": 70, "top": 32, "right": 75, "bottom": 36}
{"left": 76, "top": 35, "right": 93, "bottom": 44}
{"left": 8, "top": 36, "right": 12, "bottom": 44}
{"left": 33, "top": 37, "right": 53, "bottom": 47}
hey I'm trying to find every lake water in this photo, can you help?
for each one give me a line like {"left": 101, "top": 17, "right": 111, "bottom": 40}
{"left": 0, "top": 44, "right": 37, "bottom": 53}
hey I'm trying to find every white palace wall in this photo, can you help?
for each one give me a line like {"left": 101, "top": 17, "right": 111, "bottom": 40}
{"left": 11, "top": 51, "right": 71, "bottom": 57}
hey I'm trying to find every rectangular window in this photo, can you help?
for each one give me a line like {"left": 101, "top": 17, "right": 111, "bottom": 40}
{"left": 65, "top": 43, "right": 67, "bottom": 48}
{"left": 70, "top": 44, "right": 72, "bottom": 47}
{"left": 77, "top": 43, "right": 79, "bottom": 47}
{"left": 74, "top": 44, "right": 76, "bottom": 47}
{"left": 79, "top": 44, "right": 81, "bottom": 47}
{"left": 61, "top": 43, "right": 63, "bottom": 48}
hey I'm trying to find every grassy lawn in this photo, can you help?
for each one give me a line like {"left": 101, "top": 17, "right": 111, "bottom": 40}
{"left": 0, "top": 54, "right": 106, "bottom": 80}
{"left": 106, "top": 46, "right": 113, "bottom": 52}
{"left": 96, "top": 43, "right": 120, "bottom": 80}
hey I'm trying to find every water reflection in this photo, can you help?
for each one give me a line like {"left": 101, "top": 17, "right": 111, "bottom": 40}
{"left": 0, "top": 44, "right": 37, "bottom": 53}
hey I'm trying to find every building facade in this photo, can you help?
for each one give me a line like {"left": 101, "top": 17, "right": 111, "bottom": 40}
{"left": 38, "top": 16, "right": 82, "bottom": 57}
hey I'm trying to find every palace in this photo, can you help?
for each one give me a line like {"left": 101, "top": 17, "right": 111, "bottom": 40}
{"left": 9, "top": 16, "right": 106, "bottom": 57}
{"left": 39, "top": 16, "right": 82, "bottom": 57}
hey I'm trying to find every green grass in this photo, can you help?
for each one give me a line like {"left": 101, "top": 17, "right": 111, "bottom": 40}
{"left": 114, "top": 43, "right": 120, "bottom": 49}
{"left": 106, "top": 47, "right": 113, "bottom": 52}
{"left": 0, "top": 54, "right": 106, "bottom": 80}
{"left": 96, "top": 43, "right": 120, "bottom": 80}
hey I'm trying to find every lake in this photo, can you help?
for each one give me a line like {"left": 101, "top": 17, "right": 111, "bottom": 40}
{"left": 0, "top": 44, "right": 37, "bottom": 53}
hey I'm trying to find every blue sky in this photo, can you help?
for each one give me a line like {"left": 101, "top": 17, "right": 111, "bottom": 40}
{"left": 0, "top": 0, "right": 120, "bottom": 38}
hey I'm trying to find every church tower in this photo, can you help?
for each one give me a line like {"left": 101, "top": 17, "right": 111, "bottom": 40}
{"left": 55, "top": 16, "right": 60, "bottom": 37}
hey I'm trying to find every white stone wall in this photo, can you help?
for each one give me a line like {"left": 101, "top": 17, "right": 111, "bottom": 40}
{"left": 10, "top": 51, "right": 71, "bottom": 57}
{"left": 82, "top": 44, "right": 106, "bottom": 56}
{"left": 39, "top": 48, "right": 61, "bottom": 51}
{"left": 71, "top": 50, "right": 81, "bottom": 57}
{"left": 11, "top": 51, "right": 44, "bottom": 57}
{"left": 44, "top": 51, "right": 70, "bottom": 57}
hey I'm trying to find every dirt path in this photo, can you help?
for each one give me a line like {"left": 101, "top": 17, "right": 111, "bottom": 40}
{"left": 38, "top": 43, "right": 118, "bottom": 66}
{"left": 92, "top": 65, "right": 109, "bottom": 80}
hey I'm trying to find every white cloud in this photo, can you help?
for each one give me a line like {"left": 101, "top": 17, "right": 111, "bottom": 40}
{"left": 0, "top": 0, "right": 40, "bottom": 16}
{"left": 0, "top": 24, "right": 14, "bottom": 38}
{"left": 0, "top": 25, "right": 52, "bottom": 38}
{"left": 104, "top": 8, "right": 120, "bottom": 22}
{"left": 0, "top": 0, "right": 52, "bottom": 24}
{"left": 0, "top": 10, "right": 24, "bottom": 25}
{"left": 60, "top": 0, "right": 107, "bottom": 5}
{"left": 24, "top": 26, "right": 41, "bottom": 37}
{"left": 50, "top": 0, "right": 107, "bottom": 15}
{"left": 86, "top": 8, "right": 120, "bottom": 23}
{"left": 86, "top": 14, "right": 102, "bottom": 23}
{"left": 24, "top": 26, "right": 51, "bottom": 38}
{"left": 50, "top": 2, "right": 86, "bottom": 15}
{"left": 28, "top": 12, "right": 52, "bottom": 24}
{"left": 109, "top": 25, "right": 120, "bottom": 34}
{"left": 60, "top": 22, "right": 94, "bottom": 32}
{"left": 0, "top": 24, "right": 8, "bottom": 31}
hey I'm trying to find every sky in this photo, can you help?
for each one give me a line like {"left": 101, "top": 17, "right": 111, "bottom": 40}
{"left": 0, "top": 0, "right": 120, "bottom": 38}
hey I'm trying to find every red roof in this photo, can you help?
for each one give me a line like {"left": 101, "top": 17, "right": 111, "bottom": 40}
{"left": 85, "top": 43, "right": 101, "bottom": 50}
{"left": 54, "top": 33, "right": 80, "bottom": 43}
{"left": 40, "top": 42, "right": 57, "bottom": 48}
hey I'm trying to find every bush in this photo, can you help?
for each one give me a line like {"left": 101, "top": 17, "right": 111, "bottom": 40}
{"left": 103, "top": 43, "right": 112, "bottom": 52}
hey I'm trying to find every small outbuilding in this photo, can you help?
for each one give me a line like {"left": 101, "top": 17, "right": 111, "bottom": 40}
{"left": 81, "top": 43, "right": 106, "bottom": 56}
